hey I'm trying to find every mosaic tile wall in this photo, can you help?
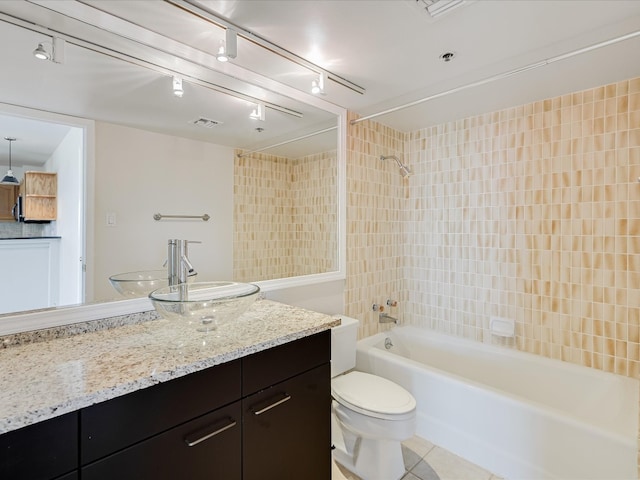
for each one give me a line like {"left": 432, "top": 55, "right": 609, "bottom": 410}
{"left": 291, "top": 151, "right": 338, "bottom": 276}
{"left": 405, "top": 77, "right": 640, "bottom": 379}
{"left": 233, "top": 150, "right": 337, "bottom": 282}
{"left": 344, "top": 111, "right": 408, "bottom": 339}
{"left": 234, "top": 152, "right": 291, "bottom": 282}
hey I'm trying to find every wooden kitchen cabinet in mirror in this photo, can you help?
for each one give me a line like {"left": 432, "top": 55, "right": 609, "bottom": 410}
{"left": 20, "top": 171, "right": 57, "bottom": 221}
{"left": 0, "top": 184, "right": 17, "bottom": 221}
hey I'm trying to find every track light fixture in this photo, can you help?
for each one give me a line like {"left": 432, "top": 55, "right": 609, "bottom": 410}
{"left": 249, "top": 102, "right": 265, "bottom": 121}
{"left": 172, "top": 76, "right": 184, "bottom": 97}
{"left": 216, "top": 28, "right": 237, "bottom": 62}
{"left": 32, "top": 37, "right": 65, "bottom": 63}
{"left": 33, "top": 43, "right": 50, "bottom": 60}
{"left": 1, "top": 137, "right": 20, "bottom": 186}
{"left": 311, "top": 72, "right": 326, "bottom": 95}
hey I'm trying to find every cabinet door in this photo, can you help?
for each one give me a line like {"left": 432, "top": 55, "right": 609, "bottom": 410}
{"left": 54, "top": 472, "right": 78, "bottom": 480}
{"left": 82, "top": 401, "right": 241, "bottom": 480}
{"left": 22, "top": 171, "right": 57, "bottom": 221}
{"left": 0, "top": 184, "right": 17, "bottom": 220}
{"left": 0, "top": 412, "right": 78, "bottom": 480}
{"left": 243, "top": 363, "right": 331, "bottom": 480}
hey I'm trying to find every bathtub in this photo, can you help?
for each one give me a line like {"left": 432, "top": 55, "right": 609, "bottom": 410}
{"left": 355, "top": 326, "right": 639, "bottom": 480}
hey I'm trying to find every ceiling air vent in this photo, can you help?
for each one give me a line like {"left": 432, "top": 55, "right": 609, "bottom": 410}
{"left": 189, "top": 117, "right": 223, "bottom": 128}
{"left": 416, "top": 0, "right": 468, "bottom": 19}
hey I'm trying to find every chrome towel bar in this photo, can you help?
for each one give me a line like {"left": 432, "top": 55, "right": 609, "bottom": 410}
{"left": 153, "top": 213, "right": 210, "bottom": 221}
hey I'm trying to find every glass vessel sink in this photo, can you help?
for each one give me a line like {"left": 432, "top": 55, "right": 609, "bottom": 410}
{"left": 149, "top": 281, "right": 260, "bottom": 333}
{"left": 109, "top": 270, "right": 169, "bottom": 298}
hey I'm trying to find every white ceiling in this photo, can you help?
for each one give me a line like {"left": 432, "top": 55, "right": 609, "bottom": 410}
{"left": 1, "top": 0, "right": 639, "bottom": 166}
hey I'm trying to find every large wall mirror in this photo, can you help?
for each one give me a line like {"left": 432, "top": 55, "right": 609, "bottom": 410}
{"left": 0, "top": 1, "right": 345, "bottom": 331}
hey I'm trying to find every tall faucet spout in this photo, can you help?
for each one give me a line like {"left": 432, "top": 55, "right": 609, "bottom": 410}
{"left": 379, "top": 312, "right": 398, "bottom": 324}
{"left": 167, "top": 239, "right": 200, "bottom": 286}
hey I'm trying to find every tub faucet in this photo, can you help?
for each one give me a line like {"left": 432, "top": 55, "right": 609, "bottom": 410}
{"left": 379, "top": 312, "right": 397, "bottom": 324}
{"left": 167, "top": 239, "right": 200, "bottom": 286}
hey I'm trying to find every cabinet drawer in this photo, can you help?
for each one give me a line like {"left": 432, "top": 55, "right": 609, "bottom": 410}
{"left": 82, "top": 401, "right": 241, "bottom": 480}
{"left": 0, "top": 411, "right": 78, "bottom": 480}
{"left": 243, "top": 363, "right": 331, "bottom": 480}
{"left": 242, "top": 330, "right": 330, "bottom": 395}
{"left": 81, "top": 359, "right": 241, "bottom": 464}
{"left": 55, "top": 472, "right": 78, "bottom": 480}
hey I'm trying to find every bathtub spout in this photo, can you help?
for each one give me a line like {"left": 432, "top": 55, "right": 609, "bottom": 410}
{"left": 379, "top": 313, "right": 397, "bottom": 324}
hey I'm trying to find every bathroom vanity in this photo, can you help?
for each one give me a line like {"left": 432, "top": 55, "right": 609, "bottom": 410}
{"left": 0, "top": 300, "right": 338, "bottom": 480}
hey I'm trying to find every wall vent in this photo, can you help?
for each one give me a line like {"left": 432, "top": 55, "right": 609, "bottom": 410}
{"left": 189, "top": 117, "right": 223, "bottom": 128}
{"left": 416, "top": 0, "right": 468, "bottom": 20}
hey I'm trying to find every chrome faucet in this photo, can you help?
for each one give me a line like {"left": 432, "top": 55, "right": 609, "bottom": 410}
{"left": 379, "top": 313, "right": 397, "bottom": 324}
{"left": 167, "top": 239, "right": 199, "bottom": 286}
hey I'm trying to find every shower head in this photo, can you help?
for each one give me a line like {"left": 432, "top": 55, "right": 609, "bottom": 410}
{"left": 380, "top": 155, "right": 412, "bottom": 178}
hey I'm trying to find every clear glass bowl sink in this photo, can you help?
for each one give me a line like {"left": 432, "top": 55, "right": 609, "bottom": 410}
{"left": 149, "top": 281, "right": 260, "bottom": 332}
{"left": 109, "top": 270, "right": 169, "bottom": 298}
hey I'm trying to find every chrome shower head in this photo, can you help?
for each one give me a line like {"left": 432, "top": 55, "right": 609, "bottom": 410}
{"left": 380, "top": 155, "right": 412, "bottom": 178}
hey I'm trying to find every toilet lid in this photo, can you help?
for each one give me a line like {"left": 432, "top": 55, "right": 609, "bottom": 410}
{"left": 331, "top": 371, "right": 416, "bottom": 416}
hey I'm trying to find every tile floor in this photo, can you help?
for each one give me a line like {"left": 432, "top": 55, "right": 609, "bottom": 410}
{"left": 334, "top": 435, "right": 503, "bottom": 480}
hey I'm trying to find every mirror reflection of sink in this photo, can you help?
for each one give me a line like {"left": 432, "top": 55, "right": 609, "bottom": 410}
{"left": 149, "top": 281, "right": 260, "bottom": 333}
{"left": 109, "top": 270, "right": 170, "bottom": 298}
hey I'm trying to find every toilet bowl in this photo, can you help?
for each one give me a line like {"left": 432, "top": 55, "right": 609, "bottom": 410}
{"left": 331, "top": 316, "right": 416, "bottom": 480}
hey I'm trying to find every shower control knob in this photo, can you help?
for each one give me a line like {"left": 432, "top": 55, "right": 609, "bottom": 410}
{"left": 372, "top": 304, "right": 384, "bottom": 312}
{"left": 386, "top": 299, "right": 398, "bottom": 307}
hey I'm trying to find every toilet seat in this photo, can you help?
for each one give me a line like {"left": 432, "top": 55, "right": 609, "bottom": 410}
{"left": 331, "top": 371, "right": 416, "bottom": 420}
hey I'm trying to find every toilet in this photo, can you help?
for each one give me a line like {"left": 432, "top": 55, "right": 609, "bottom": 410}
{"left": 331, "top": 315, "right": 416, "bottom": 480}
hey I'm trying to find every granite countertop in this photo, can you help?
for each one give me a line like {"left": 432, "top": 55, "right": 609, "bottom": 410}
{"left": 0, "top": 299, "right": 339, "bottom": 435}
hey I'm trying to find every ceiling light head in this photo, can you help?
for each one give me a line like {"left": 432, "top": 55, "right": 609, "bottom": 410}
{"left": 311, "top": 72, "right": 326, "bottom": 95}
{"left": 172, "top": 76, "right": 184, "bottom": 97}
{"left": 249, "top": 102, "right": 265, "bottom": 121}
{"left": 33, "top": 43, "right": 50, "bottom": 61}
{"left": 1, "top": 137, "right": 20, "bottom": 186}
{"left": 33, "top": 38, "right": 65, "bottom": 63}
{"left": 216, "top": 28, "right": 237, "bottom": 62}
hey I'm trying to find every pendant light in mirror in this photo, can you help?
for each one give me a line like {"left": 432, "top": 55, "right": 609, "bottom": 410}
{"left": 1, "top": 137, "right": 19, "bottom": 185}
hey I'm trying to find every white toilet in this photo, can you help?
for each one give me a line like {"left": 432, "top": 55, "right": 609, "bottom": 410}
{"left": 331, "top": 315, "right": 416, "bottom": 480}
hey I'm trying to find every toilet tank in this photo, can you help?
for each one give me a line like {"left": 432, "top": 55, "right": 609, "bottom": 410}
{"left": 330, "top": 315, "right": 359, "bottom": 377}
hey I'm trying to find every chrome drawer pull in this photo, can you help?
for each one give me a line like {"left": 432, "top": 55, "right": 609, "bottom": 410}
{"left": 184, "top": 418, "right": 237, "bottom": 447}
{"left": 252, "top": 393, "right": 291, "bottom": 415}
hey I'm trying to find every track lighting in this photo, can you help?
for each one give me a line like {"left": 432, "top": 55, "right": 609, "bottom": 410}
{"left": 215, "top": 28, "right": 237, "bottom": 62}
{"left": 32, "top": 37, "right": 65, "bottom": 64}
{"left": 311, "top": 72, "right": 326, "bottom": 95}
{"left": 33, "top": 43, "right": 50, "bottom": 60}
{"left": 172, "top": 76, "right": 184, "bottom": 97}
{"left": 1, "top": 137, "right": 19, "bottom": 186}
{"left": 249, "top": 103, "right": 265, "bottom": 121}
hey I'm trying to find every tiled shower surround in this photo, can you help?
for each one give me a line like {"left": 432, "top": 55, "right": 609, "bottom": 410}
{"left": 346, "top": 77, "right": 640, "bottom": 475}
{"left": 233, "top": 150, "right": 337, "bottom": 282}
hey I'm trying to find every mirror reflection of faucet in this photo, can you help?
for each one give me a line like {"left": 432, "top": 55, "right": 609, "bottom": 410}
{"left": 167, "top": 239, "right": 200, "bottom": 286}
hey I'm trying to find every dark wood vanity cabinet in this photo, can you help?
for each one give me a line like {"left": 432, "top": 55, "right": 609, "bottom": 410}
{"left": 243, "top": 364, "right": 330, "bottom": 480}
{"left": 242, "top": 329, "right": 331, "bottom": 480}
{"left": 0, "top": 411, "right": 78, "bottom": 480}
{"left": 0, "top": 330, "right": 331, "bottom": 480}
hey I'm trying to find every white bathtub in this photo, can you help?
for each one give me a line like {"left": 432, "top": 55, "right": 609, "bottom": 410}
{"left": 356, "top": 326, "right": 639, "bottom": 480}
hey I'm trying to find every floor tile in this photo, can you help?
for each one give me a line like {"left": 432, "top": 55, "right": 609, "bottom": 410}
{"left": 401, "top": 474, "right": 422, "bottom": 480}
{"left": 424, "top": 447, "right": 493, "bottom": 480}
{"left": 409, "top": 459, "right": 441, "bottom": 480}
{"left": 333, "top": 435, "right": 498, "bottom": 480}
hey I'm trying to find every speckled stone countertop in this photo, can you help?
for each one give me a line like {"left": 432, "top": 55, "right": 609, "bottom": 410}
{"left": 0, "top": 299, "right": 339, "bottom": 435}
